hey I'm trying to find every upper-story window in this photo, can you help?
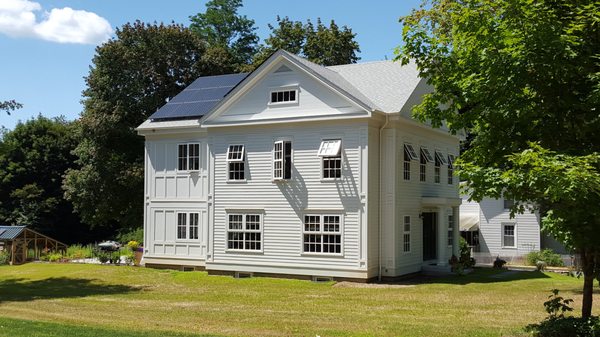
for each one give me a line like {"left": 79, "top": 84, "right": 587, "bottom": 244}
{"left": 273, "top": 140, "right": 292, "bottom": 180}
{"left": 227, "top": 144, "right": 245, "bottom": 181}
{"left": 269, "top": 89, "right": 297, "bottom": 104}
{"left": 318, "top": 139, "right": 342, "bottom": 179}
{"left": 178, "top": 143, "right": 200, "bottom": 171}
{"left": 434, "top": 150, "right": 447, "bottom": 184}
{"left": 420, "top": 147, "right": 433, "bottom": 182}
{"left": 503, "top": 198, "right": 515, "bottom": 209}
{"left": 403, "top": 144, "right": 418, "bottom": 181}
{"left": 447, "top": 154, "right": 455, "bottom": 185}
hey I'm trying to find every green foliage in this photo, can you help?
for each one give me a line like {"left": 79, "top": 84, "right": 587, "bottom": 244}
{"left": 117, "top": 227, "right": 143, "bottom": 245}
{"left": 64, "top": 22, "right": 226, "bottom": 234}
{"left": 527, "top": 249, "right": 565, "bottom": 267}
{"left": 254, "top": 16, "right": 360, "bottom": 66}
{"left": 399, "top": 0, "right": 600, "bottom": 316}
{"left": 66, "top": 244, "right": 95, "bottom": 260}
{"left": 97, "top": 252, "right": 110, "bottom": 264}
{"left": 0, "top": 250, "right": 9, "bottom": 265}
{"left": 0, "top": 116, "right": 83, "bottom": 243}
{"left": 544, "top": 289, "right": 574, "bottom": 318}
{"left": 47, "top": 252, "right": 63, "bottom": 262}
{"left": 189, "top": 0, "right": 258, "bottom": 71}
{"left": 0, "top": 100, "right": 22, "bottom": 116}
{"left": 126, "top": 240, "right": 140, "bottom": 251}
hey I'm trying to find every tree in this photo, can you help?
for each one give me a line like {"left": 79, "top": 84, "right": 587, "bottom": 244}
{"left": 0, "top": 100, "right": 22, "bottom": 115}
{"left": 0, "top": 116, "right": 91, "bottom": 243}
{"left": 189, "top": 0, "right": 259, "bottom": 71}
{"left": 64, "top": 21, "right": 225, "bottom": 235}
{"left": 399, "top": 0, "right": 600, "bottom": 317}
{"left": 253, "top": 16, "right": 361, "bottom": 66}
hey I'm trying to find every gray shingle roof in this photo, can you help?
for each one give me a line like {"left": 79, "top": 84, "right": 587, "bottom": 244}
{"left": 0, "top": 226, "right": 25, "bottom": 240}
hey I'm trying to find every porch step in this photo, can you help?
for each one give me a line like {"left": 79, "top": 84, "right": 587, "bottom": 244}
{"left": 421, "top": 264, "right": 452, "bottom": 276}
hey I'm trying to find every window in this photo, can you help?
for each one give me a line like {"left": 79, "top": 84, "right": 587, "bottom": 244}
{"left": 226, "top": 145, "right": 245, "bottom": 181}
{"left": 448, "top": 215, "right": 454, "bottom": 246}
{"left": 270, "top": 89, "right": 297, "bottom": 104}
{"left": 403, "top": 216, "right": 411, "bottom": 252}
{"left": 503, "top": 198, "right": 515, "bottom": 209}
{"left": 318, "top": 139, "right": 342, "bottom": 179}
{"left": 434, "top": 153, "right": 442, "bottom": 184}
{"left": 447, "top": 154, "right": 455, "bottom": 185}
{"left": 404, "top": 144, "right": 419, "bottom": 161}
{"left": 178, "top": 143, "right": 200, "bottom": 171}
{"left": 303, "top": 215, "right": 342, "bottom": 254}
{"left": 420, "top": 150, "right": 427, "bottom": 182}
{"left": 177, "top": 212, "right": 200, "bottom": 240}
{"left": 273, "top": 140, "right": 292, "bottom": 180}
{"left": 502, "top": 223, "right": 516, "bottom": 248}
{"left": 227, "top": 214, "right": 262, "bottom": 251}
{"left": 403, "top": 146, "right": 412, "bottom": 181}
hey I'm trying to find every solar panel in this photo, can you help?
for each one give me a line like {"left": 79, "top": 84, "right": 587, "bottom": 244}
{"left": 149, "top": 73, "right": 248, "bottom": 121}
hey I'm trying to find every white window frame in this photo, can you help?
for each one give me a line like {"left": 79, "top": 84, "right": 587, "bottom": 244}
{"left": 273, "top": 140, "right": 292, "bottom": 181}
{"left": 404, "top": 144, "right": 419, "bottom": 161}
{"left": 177, "top": 143, "right": 200, "bottom": 172}
{"left": 403, "top": 144, "right": 414, "bottom": 181}
{"left": 420, "top": 147, "right": 434, "bottom": 163}
{"left": 420, "top": 150, "right": 427, "bottom": 182}
{"left": 268, "top": 87, "right": 299, "bottom": 106}
{"left": 403, "top": 215, "right": 411, "bottom": 253}
{"left": 226, "top": 144, "right": 246, "bottom": 181}
{"left": 319, "top": 139, "right": 342, "bottom": 180}
{"left": 447, "top": 214, "right": 454, "bottom": 247}
{"left": 447, "top": 154, "right": 455, "bottom": 185}
{"left": 176, "top": 212, "right": 200, "bottom": 241}
{"left": 226, "top": 213, "right": 263, "bottom": 252}
{"left": 302, "top": 214, "right": 343, "bottom": 256}
{"left": 502, "top": 222, "right": 517, "bottom": 248}
{"left": 434, "top": 153, "right": 442, "bottom": 184}
{"left": 435, "top": 150, "right": 448, "bottom": 165}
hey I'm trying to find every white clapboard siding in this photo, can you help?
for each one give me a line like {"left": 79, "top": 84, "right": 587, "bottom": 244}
{"left": 207, "top": 120, "right": 370, "bottom": 275}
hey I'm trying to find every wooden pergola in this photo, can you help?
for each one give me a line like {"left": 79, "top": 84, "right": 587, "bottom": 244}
{"left": 0, "top": 226, "right": 67, "bottom": 265}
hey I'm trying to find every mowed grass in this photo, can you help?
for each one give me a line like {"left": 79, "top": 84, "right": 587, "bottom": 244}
{"left": 0, "top": 264, "right": 597, "bottom": 337}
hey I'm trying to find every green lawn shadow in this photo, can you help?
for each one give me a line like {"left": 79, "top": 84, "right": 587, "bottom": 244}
{"left": 0, "top": 277, "right": 143, "bottom": 303}
{"left": 380, "top": 268, "right": 552, "bottom": 286}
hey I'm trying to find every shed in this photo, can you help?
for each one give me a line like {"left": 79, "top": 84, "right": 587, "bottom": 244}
{"left": 0, "top": 226, "right": 66, "bottom": 265}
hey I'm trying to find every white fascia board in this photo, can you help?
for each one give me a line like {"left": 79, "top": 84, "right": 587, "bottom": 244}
{"left": 136, "top": 119, "right": 204, "bottom": 136}
{"left": 201, "top": 111, "right": 370, "bottom": 128}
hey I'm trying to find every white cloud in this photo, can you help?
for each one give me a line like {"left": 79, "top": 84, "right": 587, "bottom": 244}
{"left": 0, "top": 0, "right": 112, "bottom": 45}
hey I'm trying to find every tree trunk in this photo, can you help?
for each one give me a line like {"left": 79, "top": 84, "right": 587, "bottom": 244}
{"left": 581, "top": 249, "right": 595, "bottom": 318}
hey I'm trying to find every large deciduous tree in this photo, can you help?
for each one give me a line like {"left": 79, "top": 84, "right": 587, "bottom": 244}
{"left": 189, "top": 0, "right": 259, "bottom": 72}
{"left": 253, "top": 16, "right": 361, "bottom": 66}
{"left": 63, "top": 21, "right": 224, "bottom": 235}
{"left": 399, "top": 0, "right": 600, "bottom": 317}
{"left": 0, "top": 116, "right": 91, "bottom": 243}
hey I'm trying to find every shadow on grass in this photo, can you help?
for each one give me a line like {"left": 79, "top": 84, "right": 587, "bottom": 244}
{"left": 0, "top": 277, "right": 143, "bottom": 303}
{"left": 378, "top": 268, "right": 551, "bottom": 286}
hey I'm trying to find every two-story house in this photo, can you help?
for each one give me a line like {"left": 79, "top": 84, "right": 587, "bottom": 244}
{"left": 136, "top": 50, "right": 462, "bottom": 281}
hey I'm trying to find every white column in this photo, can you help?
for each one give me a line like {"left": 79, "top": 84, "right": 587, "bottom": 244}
{"left": 452, "top": 206, "right": 460, "bottom": 257}
{"left": 437, "top": 207, "right": 447, "bottom": 266}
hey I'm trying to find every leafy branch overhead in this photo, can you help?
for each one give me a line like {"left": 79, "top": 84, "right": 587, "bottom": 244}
{"left": 0, "top": 100, "right": 23, "bottom": 115}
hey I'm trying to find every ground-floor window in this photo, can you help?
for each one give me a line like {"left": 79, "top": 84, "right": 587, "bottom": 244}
{"left": 403, "top": 216, "right": 411, "bottom": 252}
{"left": 502, "top": 223, "right": 516, "bottom": 248}
{"left": 303, "top": 215, "right": 342, "bottom": 254}
{"left": 227, "top": 213, "right": 262, "bottom": 251}
{"left": 177, "top": 212, "right": 199, "bottom": 240}
{"left": 447, "top": 215, "right": 454, "bottom": 246}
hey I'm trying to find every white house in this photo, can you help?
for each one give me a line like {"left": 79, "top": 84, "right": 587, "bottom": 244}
{"left": 136, "top": 50, "right": 462, "bottom": 281}
{"left": 460, "top": 194, "right": 568, "bottom": 264}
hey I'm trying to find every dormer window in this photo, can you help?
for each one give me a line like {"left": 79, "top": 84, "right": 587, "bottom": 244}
{"left": 269, "top": 89, "right": 298, "bottom": 105}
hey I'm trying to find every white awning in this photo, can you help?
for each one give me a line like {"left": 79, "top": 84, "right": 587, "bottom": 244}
{"left": 460, "top": 213, "right": 480, "bottom": 231}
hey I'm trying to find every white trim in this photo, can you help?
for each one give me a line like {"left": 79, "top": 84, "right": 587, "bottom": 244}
{"left": 225, "top": 212, "right": 264, "bottom": 253}
{"left": 404, "top": 143, "right": 418, "bottom": 161}
{"left": 177, "top": 143, "right": 201, "bottom": 172}
{"left": 420, "top": 147, "right": 434, "bottom": 163}
{"left": 268, "top": 85, "right": 299, "bottom": 107}
{"left": 272, "top": 139, "right": 292, "bottom": 181}
{"left": 319, "top": 139, "right": 343, "bottom": 181}
{"left": 501, "top": 222, "right": 517, "bottom": 249}
{"left": 175, "top": 212, "right": 201, "bottom": 241}
{"left": 302, "top": 214, "right": 344, "bottom": 256}
{"left": 403, "top": 215, "right": 411, "bottom": 253}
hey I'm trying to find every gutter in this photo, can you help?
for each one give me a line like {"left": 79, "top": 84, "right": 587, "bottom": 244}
{"left": 378, "top": 113, "right": 390, "bottom": 282}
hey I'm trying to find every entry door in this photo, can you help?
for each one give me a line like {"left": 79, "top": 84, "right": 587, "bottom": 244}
{"left": 422, "top": 212, "right": 437, "bottom": 261}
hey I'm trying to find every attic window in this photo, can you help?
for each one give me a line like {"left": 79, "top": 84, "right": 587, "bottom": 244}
{"left": 270, "top": 89, "right": 297, "bottom": 104}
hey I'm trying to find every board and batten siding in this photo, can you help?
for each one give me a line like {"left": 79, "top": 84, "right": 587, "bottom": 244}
{"left": 143, "top": 135, "right": 209, "bottom": 265}
{"left": 477, "top": 198, "right": 540, "bottom": 257}
{"left": 206, "top": 120, "right": 370, "bottom": 278}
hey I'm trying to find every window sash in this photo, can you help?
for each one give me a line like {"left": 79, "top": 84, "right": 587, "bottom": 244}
{"left": 303, "top": 215, "right": 342, "bottom": 254}
{"left": 435, "top": 150, "right": 448, "bottom": 165}
{"left": 178, "top": 144, "right": 188, "bottom": 171}
{"left": 189, "top": 213, "right": 199, "bottom": 240}
{"left": 403, "top": 216, "right": 411, "bottom": 252}
{"left": 227, "top": 213, "right": 262, "bottom": 251}
{"left": 318, "top": 139, "right": 341, "bottom": 157}
{"left": 447, "top": 215, "right": 454, "bottom": 246}
{"left": 404, "top": 144, "right": 419, "bottom": 161}
{"left": 273, "top": 140, "right": 291, "bottom": 180}
{"left": 177, "top": 213, "right": 187, "bottom": 239}
{"left": 503, "top": 224, "right": 516, "bottom": 247}
{"left": 178, "top": 143, "right": 200, "bottom": 171}
{"left": 420, "top": 147, "right": 434, "bottom": 163}
{"left": 226, "top": 144, "right": 245, "bottom": 162}
{"left": 270, "top": 89, "right": 297, "bottom": 104}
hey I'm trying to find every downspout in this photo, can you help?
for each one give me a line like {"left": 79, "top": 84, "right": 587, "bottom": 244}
{"left": 378, "top": 113, "right": 390, "bottom": 282}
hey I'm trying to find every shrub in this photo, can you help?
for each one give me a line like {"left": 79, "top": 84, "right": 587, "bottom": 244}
{"left": 66, "top": 244, "right": 94, "bottom": 260}
{"left": 0, "top": 250, "right": 10, "bottom": 265}
{"left": 97, "top": 252, "right": 110, "bottom": 264}
{"left": 47, "top": 252, "right": 63, "bottom": 262}
{"left": 526, "top": 249, "right": 565, "bottom": 267}
{"left": 117, "top": 227, "right": 143, "bottom": 245}
{"left": 126, "top": 240, "right": 140, "bottom": 251}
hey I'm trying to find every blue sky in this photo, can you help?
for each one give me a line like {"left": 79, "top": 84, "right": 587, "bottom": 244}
{"left": 0, "top": 0, "right": 420, "bottom": 130}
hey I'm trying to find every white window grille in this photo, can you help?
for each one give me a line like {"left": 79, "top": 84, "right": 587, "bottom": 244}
{"left": 303, "top": 215, "right": 342, "bottom": 254}
{"left": 227, "top": 214, "right": 262, "bottom": 251}
{"left": 403, "top": 216, "right": 411, "bottom": 252}
{"left": 319, "top": 139, "right": 342, "bottom": 179}
{"left": 226, "top": 145, "right": 245, "bottom": 180}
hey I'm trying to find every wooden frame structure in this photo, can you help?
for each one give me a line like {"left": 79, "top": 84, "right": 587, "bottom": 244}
{"left": 0, "top": 226, "right": 67, "bottom": 265}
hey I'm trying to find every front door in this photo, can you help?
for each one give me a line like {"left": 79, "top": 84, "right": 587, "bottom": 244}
{"left": 423, "top": 212, "right": 437, "bottom": 261}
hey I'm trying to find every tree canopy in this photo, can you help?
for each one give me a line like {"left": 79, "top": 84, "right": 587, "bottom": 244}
{"left": 253, "top": 16, "right": 361, "bottom": 66}
{"left": 399, "top": 0, "right": 600, "bottom": 317}
{"left": 63, "top": 21, "right": 226, "bottom": 235}
{"left": 0, "top": 100, "right": 22, "bottom": 115}
{"left": 189, "top": 0, "right": 259, "bottom": 72}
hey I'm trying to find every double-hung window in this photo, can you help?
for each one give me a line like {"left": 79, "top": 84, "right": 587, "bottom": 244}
{"left": 273, "top": 140, "right": 292, "bottom": 180}
{"left": 448, "top": 215, "right": 454, "bottom": 246}
{"left": 318, "top": 139, "right": 342, "bottom": 179}
{"left": 403, "top": 144, "right": 418, "bottom": 181}
{"left": 502, "top": 223, "right": 516, "bottom": 248}
{"left": 303, "top": 215, "right": 342, "bottom": 254}
{"left": 178, "top": 143, "right": 200, "bottom": 171}
{"left": 434, "top": 150, "right": 447, "bottom": 184}
{"left": 447, "top": 154, "right": 455, "bottom": 185}
{"left": 177, "top": 212, "right": 199, "bottom": 240}
{"left": 226, "top": 145, "right": 245, "bottom": 181}
{"left": 403, "top": 216, "right": 411, "bottom": 252}
{"left": 227, "top": 214, "right": 262, "bottom": 251}
{"left": 419, "top": 147, "right": 433, "bottom": 182}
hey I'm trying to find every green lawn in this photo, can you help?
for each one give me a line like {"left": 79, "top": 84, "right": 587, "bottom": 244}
{"left": 0, "top": 264, "right": 597, "bottom": 337}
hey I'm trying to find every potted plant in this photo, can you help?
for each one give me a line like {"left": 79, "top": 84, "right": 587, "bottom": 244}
{"left": 127, "top": 240, "right": 143, "bottom": 266}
